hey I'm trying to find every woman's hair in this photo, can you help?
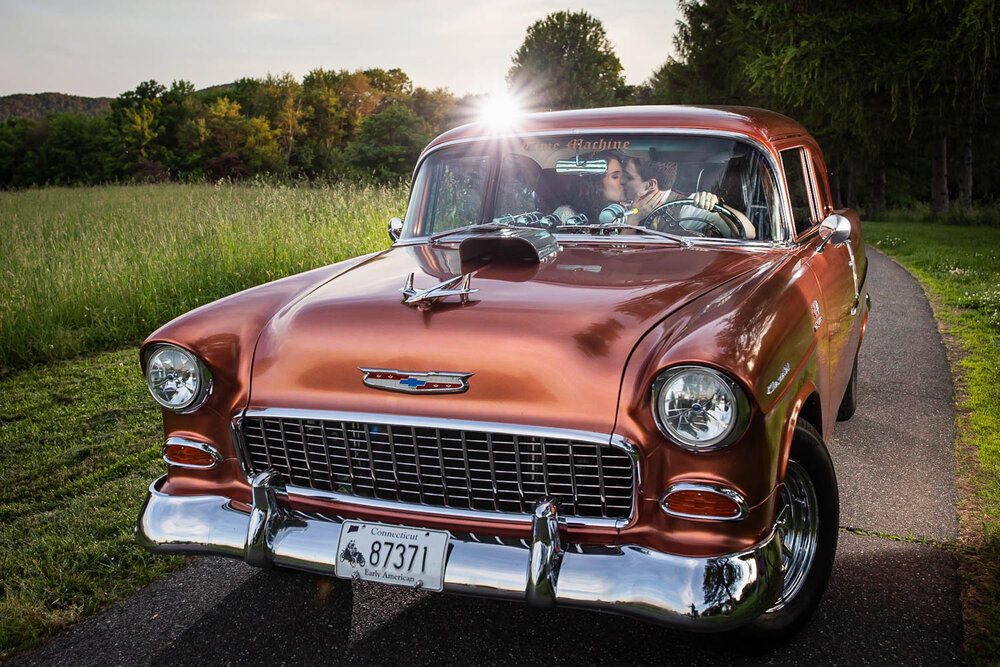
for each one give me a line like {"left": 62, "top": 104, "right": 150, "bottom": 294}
{"left": 567, "top": 151, "right": 623, "bottom": 221}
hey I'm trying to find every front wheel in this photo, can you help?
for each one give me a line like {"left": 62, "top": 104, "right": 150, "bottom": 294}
{"left": 740, "top": 421, "right": 839, "bottom": 644}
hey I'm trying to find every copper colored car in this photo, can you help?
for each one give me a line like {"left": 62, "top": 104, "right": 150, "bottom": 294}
{"left": 136, "top": 106, "right": 869, "bottom": 641}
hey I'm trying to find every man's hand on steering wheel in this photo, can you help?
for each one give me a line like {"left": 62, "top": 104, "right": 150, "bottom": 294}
{"left": 691, "top": 191, "right": 719, "bottom": 211}
{"left": 646, "top": 194, "right": 745, "bottom": 239}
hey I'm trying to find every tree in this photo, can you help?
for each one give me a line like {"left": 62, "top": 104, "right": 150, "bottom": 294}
{"left": 345, "top": 104, "right": 429, "bottom": 182}
{"left": 406, "top": 87, "right": 458, "bottom": 137}
{"left": 645, "top": 0, "right": 753, "bottom": 106}
{"left": 507, "top": 10, "right": 626, "bottom": 110}
{"left": 203, "top": 97, "right": 281, "bottom": 174}
{"left": 363, "top": 67, "right": 413, "bottom": 109}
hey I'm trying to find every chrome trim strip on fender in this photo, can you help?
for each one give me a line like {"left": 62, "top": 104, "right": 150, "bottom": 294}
{"left": 136, "top": 474, "right": 784, "bottom": 631}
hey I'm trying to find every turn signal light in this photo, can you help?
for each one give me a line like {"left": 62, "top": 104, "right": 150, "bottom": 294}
{"left": 163, "top": 441, "right": 220, "bottom": 469}
{"left": 661, "top": 485, "right": 747, "bottom": 521}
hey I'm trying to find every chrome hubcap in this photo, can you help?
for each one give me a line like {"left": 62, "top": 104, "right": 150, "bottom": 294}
{"left": 767, "top": 460, "right": 819, "bottom": 612}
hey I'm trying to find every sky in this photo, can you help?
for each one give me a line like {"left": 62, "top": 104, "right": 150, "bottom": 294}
{"left": 0, "top": 0, "right": 681, "bottom": 98}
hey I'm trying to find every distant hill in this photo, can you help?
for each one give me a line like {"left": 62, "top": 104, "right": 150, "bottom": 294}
{"left": 0, "top": 93, "right": 112, "bottom": 122}
{"left": 195, "top": 83, "right": 236, "bottom": 96}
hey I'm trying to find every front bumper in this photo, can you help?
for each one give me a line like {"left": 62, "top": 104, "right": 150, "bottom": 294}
{"left": 136, "top": 471, "right": 783, "bottom": 631}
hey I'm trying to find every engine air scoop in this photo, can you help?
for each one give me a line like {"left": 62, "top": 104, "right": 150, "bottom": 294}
{"left": 459, "top": 227, "right": 558, "bottom": 265}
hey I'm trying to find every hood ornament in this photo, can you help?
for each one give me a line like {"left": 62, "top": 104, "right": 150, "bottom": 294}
{"left": 400, "top": 272, "right": 477, "bottom": 308}
{"left": 360, "top": 368, "right": 473, "bottom": 394}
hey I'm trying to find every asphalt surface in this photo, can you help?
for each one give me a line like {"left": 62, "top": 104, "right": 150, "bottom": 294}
{"left": 15, "top": 248, "right": 963, "bottom": 666}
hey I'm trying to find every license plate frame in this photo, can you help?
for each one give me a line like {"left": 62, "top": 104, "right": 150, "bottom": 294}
{"left": 335, "top": 520, "right": 449, "bottom": 592}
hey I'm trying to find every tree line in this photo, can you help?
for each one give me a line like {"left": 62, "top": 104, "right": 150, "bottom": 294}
{"left": 1, "top": 2, "right": 996, "bottom": 217}
{"left": 0, "top": 70, "right": 464, "bottom": 187}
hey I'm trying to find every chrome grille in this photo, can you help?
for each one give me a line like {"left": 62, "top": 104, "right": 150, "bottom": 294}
{"left": 240, "top": 416, "right": 634, "bottom": 520}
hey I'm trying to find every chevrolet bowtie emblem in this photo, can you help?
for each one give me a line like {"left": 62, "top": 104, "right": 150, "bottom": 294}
{"left": 359, "top": 368, "right": 473, "bottom": 394}
{"left": 400, "top": 272, "right": 477, "bottom": 308}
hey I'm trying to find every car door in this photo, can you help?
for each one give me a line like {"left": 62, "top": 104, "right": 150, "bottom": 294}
{"left": 781, "top": 146, "right": 860, "bottom": 417}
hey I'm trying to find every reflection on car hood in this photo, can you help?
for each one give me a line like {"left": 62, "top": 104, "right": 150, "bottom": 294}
{"left": 248, "top": 242, "right": 779, "bottom": 435}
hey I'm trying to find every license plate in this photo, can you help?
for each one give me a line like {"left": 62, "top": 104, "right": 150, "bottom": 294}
{"left": 335, "top": 521, "right": 449, "bottom": 592}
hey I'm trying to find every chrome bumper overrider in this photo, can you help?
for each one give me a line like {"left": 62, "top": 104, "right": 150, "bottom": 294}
{"left": 136, "top": 472, "right": 783, "bottom": 631}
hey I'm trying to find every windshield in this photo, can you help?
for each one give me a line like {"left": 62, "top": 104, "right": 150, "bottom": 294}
{"left": 401, "top": 134, "right": 782, "bottom": 242}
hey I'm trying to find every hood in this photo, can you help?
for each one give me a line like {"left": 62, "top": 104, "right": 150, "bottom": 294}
{"left": 248, "top": 242, "right": 778, "bottom": 435}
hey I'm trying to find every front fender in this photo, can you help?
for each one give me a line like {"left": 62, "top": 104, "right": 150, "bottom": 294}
{"left": 613, "top": 249, "right": 827, "bottom": 554}
{"left": 139, "top": 251, "right": 385, "bottom": 491}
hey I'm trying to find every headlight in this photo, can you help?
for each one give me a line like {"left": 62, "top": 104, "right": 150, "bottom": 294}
{"left": 145, "top": 344, "right": 211, "bottom": 412}
{"left": 652, "top": 366, "right": 748, "bottom": 451}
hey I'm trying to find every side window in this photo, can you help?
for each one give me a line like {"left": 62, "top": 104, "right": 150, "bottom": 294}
{"left": 780, "top": 147, "right": 817, "bottom": 236}
{"left": 496, "top": 154, "right": 543, "bottom": 216}
{"left": 425, "top": 155, "right": 490, "bottom": 233}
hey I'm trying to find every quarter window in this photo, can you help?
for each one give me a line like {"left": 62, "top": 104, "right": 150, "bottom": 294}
{"left": 781, "top": 148, "right": 817, "bottom": 236}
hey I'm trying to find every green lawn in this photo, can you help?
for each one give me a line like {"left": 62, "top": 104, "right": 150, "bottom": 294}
{"left": 864, "top": 221, "right": 1000, "bottom": 663}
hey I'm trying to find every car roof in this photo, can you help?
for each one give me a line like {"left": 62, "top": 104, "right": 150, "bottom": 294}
{"left": 424, "top": 105, "right": 813, "bottom": 155}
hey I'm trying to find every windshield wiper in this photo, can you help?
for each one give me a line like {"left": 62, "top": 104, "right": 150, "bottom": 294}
{"left": 554, "top": 223, "right": 692, "bottom": 246}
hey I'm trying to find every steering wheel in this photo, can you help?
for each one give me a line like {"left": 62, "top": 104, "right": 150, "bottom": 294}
{"left": 646, "top": 198, "right": 745, "bottom": 239}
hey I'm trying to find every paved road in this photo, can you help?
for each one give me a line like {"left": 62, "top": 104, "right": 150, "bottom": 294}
{"left": 15, "top": 248, "right": 963, "bottom": 666}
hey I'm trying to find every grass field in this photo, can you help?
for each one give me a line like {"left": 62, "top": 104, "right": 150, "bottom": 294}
{"left": 0, "top": 182, "right": 404, "bottom": 370}
{"left": 863, "top": 221, "right": 1000, "bottom": 662}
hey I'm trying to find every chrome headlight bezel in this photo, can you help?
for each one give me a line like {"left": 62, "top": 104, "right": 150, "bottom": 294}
{"left": 650, "top": 365, "right": 750, "bottom": 452}
{"left": 144, "top": 343, "right": 213, "bottom": 413}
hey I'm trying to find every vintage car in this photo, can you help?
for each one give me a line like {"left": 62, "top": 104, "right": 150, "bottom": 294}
{"left": 136, "top": 106, "right": 869, "bottom": 641}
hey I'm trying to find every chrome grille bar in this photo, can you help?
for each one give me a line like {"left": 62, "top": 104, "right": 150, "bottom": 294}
{"left": 238, "top": 411, "right": 636, "bottom": 523}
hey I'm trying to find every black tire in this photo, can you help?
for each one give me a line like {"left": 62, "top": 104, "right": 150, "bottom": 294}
{"left": 739, "top": 420, "right": 839, "bottom": 645}
{"left": 836, "top": 355, "right": 858, "bottom": 421}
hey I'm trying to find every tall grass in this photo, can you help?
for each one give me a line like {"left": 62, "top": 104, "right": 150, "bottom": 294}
{"left": 0, "top": 182, "right": 405, "bottom": 369}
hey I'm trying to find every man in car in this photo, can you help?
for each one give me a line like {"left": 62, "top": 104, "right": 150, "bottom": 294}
{"left": 622, "top": 157, "right": 756, "bottom": 239}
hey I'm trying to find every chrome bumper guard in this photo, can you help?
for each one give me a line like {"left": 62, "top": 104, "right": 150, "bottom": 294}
{"left": 136, "top": 472, "right": 783, "bottom": 631}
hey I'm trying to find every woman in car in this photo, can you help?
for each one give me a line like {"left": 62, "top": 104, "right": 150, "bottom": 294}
{"left": 553, "top": 151, "right": 627, "bottom": 223}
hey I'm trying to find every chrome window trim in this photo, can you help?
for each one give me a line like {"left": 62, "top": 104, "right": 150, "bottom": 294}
{"left": 231, "top": 407, "right": 639, "bottom": 530}
{"left": 660, "top": 481, "right": 750, "bottom": 522}
{"left": 398, "top": 127, "right": 793, "bottom": 245}
{"left": 162, "top": 436, "right": 223, "bottom": 469}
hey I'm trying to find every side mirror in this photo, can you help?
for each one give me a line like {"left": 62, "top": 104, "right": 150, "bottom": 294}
{"left": 816, "top": 214, "right": 851, "bottom": 253}
{"left": 388, "top": 217, "right": 403, "bottom": 242}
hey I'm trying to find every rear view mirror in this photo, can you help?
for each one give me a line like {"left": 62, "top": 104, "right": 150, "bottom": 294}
{"left": 555, "top": 158, "right": 607, "bottom": 175}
